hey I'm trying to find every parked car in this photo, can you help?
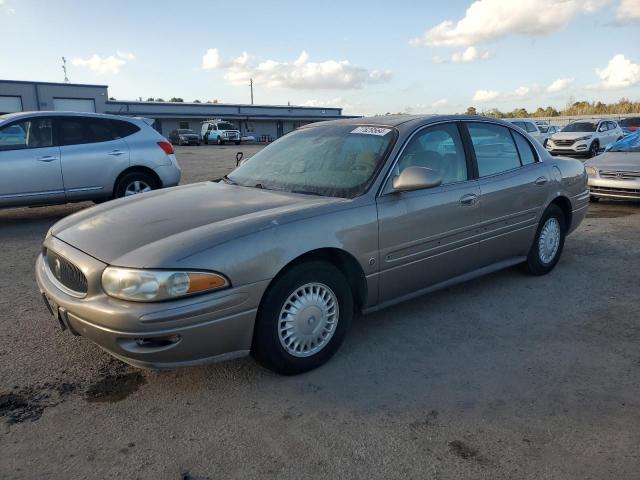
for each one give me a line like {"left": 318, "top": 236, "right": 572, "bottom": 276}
{"left": 36, "top": 115, "right": 588, "bottom": 374}
{"left": 539, "top": 125, "right": 560, "bottom": 136}
{"left": 0, "top": 112, "right": 181, "bottom": 208}
{"left": 619, "top": 117, "right": 640, "bottom": 133}
{"left": 546, "top": 119, "right": 624, "bottom": 158}
{"left": 622, "top": 127, "right": 634, "bottom": 137}
{"left": 201, "top": 119, "right": 241, "bottom": 145}
{"left": 586, "top": 131, "right": 640, "bottom": 201}
{"left": 505, "top": 118, "right": 548, "bottom": 145}
{"left": 168, "top": 129, "right": 201, "bottom": 146}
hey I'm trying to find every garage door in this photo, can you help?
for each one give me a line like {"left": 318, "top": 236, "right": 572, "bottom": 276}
{"left": 52, "top": 98, "right": 96, "bottom": 112}
{"left": 0, "top": 96, "right": 23, "bottom": 114}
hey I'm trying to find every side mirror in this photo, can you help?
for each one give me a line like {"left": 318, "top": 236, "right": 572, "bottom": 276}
{"left": 236, "top": 151, "right": 243, "bottom": 166}
{"left": 392, "top": 166, "right": 442, "bottom": 192}
{"left": 598, "top": 126, "right": 606, "bottom": 132}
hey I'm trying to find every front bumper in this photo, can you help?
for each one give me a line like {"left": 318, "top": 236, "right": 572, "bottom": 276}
{"left": 588, "top": 177, "right": 640, "bottom": 200}
{"left": 35, "top": 236, "right": 269, "bottom": 368}
{"left": 546, "top": 140, "right": 591, "bottom": 156}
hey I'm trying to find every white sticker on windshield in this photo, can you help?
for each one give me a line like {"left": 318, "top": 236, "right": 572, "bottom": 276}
{"left": 350, "top": 126, "right": 392, "bottom": 136}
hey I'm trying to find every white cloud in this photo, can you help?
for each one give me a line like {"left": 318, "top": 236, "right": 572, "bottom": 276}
{"left": 616, "top": 0, "right": 640, "bottom": 22}
{"left": 432, "top": 55, "right": 447, "bottom": 64}
{"left": 547, "top": 77, "right": 575, "bottom": 92}
{"left": 451, "top": 46, "right": 490, "bottom": 63}
{"left": 302, "top": 97, "right": 345, "bottom": 107}
{"left": 595, "top": 54, "right": 640, "bottom": 89}
{"left": 405, "top": 99, "right": 450, "bottom": 114}
{"left": 71, "top": 51, "right": 134, "bottom": 74}
{"left": 432, "top": 98, "right": 449, "bottom": 108}
{"left": 202, "top": 49, "right": 391, "bottom": 90}
{"left": 0, "top": 0, "right": 15, "bottom": 14}
{"left": 410, "top": 0, "right": 610, "bottom": 48}
{"left": 472, "top": 89, "right": 500, "bottom": 102}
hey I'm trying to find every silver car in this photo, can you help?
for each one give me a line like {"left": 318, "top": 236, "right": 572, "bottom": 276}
{"left": 0, "top": 111, "right": 181, "bottom": 208}
{"left": 36, "top": 115, "right": 589, "bottom": 374}
{"left": 586, "top": 132, "right": 640, "bottom": 201}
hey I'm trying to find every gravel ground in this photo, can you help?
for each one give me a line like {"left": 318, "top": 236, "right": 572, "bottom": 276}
{"left": 1, "top": 145, "right": 639, "bottom": 479}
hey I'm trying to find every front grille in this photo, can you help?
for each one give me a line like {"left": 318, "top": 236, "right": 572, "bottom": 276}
{"left": 590, "top": 186, "right": 640, "bottom": 198}
{"left": 553, "top": 139, "right": 575, "bottom": 147}
{"left": 599, "top": 170, "right": 640, "bottom": 180}
{"left": 45, "top": 248, "right": 88, "bottom": 295}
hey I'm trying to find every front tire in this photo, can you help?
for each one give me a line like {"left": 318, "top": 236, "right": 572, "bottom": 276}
{"left": 216, "top": 136, "right": 224, "bottom": 145}
{"left": 589, "top": 195, "right": 600, "bottom": 203}
{"left": 588, "top": 141, "right": 599, "bottom": 158}
{"left": 521, "top": 204, "right": 566, "bottom": 276}
{"left": 251, "top": 261, "right": 353, "bottom": 375}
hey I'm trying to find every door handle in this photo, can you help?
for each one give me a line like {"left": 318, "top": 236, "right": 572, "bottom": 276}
{"left": 108, "top": 150, "right": 125, "bottom": 156}
{"left": 460, "top": 193, "right": 478, "bottom": 206}
{"left": 534, "top": 176, "right": 548, "bottom": 186}
{"left": 37, "top": 155, "right": 58, "bottom": 162}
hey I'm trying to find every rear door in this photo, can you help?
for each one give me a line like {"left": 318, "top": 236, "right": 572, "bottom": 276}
{"left": 0, "top": 117, "right": 64, "bottom": 207}
{"left": 465, "top": 121, "right": 550, "bottom": 266}
{"left": 56, "top": 116, "right": 130, "bottom": 200}
{"left": 376, "top": 122, "right": 482, "bottom": 303}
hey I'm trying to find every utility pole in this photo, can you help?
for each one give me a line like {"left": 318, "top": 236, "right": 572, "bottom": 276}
{"left": 62, "top": 57, "right": 69, "bottom": 83}
{"left": 249, "top": 78, "right": 254, "bottom": 105}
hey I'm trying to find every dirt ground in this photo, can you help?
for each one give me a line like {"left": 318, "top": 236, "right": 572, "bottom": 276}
{"left": 1, "top": 145, "right": 639, "bottom": 479}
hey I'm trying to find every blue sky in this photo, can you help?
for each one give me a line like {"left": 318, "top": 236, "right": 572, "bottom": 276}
{"left": 1, "top": 0, "right": 639, "bottom": 115}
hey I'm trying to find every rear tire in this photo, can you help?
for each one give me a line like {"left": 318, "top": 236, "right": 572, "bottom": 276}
{"left": 113, "top": 171, "right": 159, "bottom": 199}
{"left": 521, "top": 204, "right": 566, "bottom": 276}
{"left": 251, "top": 261, "right": 353, "bottom": 375}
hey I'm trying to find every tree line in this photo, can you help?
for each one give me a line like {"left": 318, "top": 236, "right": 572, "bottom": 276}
{"left": 465, "top": 98, "right": 640, "bottom": 118}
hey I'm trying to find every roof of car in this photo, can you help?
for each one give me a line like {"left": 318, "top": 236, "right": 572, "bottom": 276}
{"left": 0, "top": 111, "right": 144, "bottom": 123}
{"left": 303, "top": 114, "right": 518, "bottom": 130}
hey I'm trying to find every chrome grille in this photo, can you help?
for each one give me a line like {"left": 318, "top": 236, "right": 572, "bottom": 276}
{"left": 599, "top": 170, "right": 640, "bottom": 180}
{"left": 553, "top": 139, "right": 575, "bottom": 147}
{"left": 44, "top": 248, "right": 88, "bottom": 295}
{"left": 590, "top": 186, "right": 640, "bottom": 198}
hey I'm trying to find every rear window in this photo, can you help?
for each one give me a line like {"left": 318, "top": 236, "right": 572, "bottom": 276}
{"left": 620, "top": 117, "right": 640, "bottom": 127}
{"left": 111, "top": 119, "right": 140, "bottom": 138}
{"left": 512, "top": 131, "right": 537, "bottom": 165}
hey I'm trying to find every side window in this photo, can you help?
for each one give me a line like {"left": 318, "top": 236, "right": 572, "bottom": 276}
{"left": 111, "top": 119, "right": 140, "bottom": 138}
{"left": 85, "top": 118, "right": 116, "bottom": 143}
{"left": 467, "top": 123, "right": 521, "bottom": 177}
{"left": 512, "top": 121, "right": 525, "bottom": 130}
{"left": 397, "top": 123, "right": 468, "bottom": 185}
{"left": 58, "top": 118, "right": 87, "bottom": 146}
{"left": 525, "top": 122, "right": 538, "bottom": 133}
{"left": 512, "top": 131, "right": 537, "bottom": 165}
{"left": 0, "top": 118, "right": 53, "bottom": 151}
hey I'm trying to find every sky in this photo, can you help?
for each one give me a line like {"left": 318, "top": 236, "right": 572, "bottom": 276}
{"left": 1, "top": 0, "right": 639, "bottom": 115}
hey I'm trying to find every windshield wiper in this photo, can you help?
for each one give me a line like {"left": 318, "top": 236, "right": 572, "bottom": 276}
{"left": 290, "top": 189, "right": 324, "bottom": 196}
{"left": 220, "top": 175, "right": 237, "bottom": 185}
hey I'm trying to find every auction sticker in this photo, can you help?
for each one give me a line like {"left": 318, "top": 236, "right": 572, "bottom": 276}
{"left": 350, "top": 126, "right": 392, "bottom": 136}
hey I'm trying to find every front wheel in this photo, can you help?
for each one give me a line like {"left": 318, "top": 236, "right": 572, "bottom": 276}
{"left": 521, "top": 204, "right": 566, "bottom": 276}
{"left": 251, "top": 261, "right": 353, "bottom": 375}
{"left": 588, "top": 141, "right": 599, "bottom": 158}
{"left": 235, "top": 141, "right": 241, "bottom": 145}
{"left": 589, "top": 195, "right": 600, "bottom": 203}
{"left": 216, "top": 136, "right": 224, "bottom": 145}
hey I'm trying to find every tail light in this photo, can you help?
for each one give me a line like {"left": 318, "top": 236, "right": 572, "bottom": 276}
{"left": 157, "top": 141, "right": 174, "bottom": 155}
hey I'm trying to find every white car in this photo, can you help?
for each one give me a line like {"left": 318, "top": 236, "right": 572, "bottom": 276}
{"left": 505, "top": 119, "right": 548, "bottom": 146}
{"left": 546, "top": 120, "right": 624, "bottom": 158}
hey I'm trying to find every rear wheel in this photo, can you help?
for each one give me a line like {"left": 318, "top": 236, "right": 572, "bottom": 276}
{"left": 216, "top": 136, "right": 224, "bottom": 145}
{"left": 114, "top": 171, "right": 159, "bottom": 199}
{"left": 251, "top": 261, "right": 353, "bottom": 375}
{"left": 521, "top": 204, "right": 566, "bottom": 276}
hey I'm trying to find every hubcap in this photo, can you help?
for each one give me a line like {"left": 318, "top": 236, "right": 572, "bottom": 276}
{"left": 124, "top": 180, "right": 152, "bottom": 196}
{"left": 538, "top": 217, "right": 561, "bottom": 264}
{"left": 278, "top": 282, "right": 339, "bottom": 358}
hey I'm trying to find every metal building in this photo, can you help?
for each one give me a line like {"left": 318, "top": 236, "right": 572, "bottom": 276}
{"left": 0, "top": 79, "right": 350, "bottom": 140}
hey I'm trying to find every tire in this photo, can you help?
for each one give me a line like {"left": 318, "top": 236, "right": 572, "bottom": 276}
{"left": 589, "top": 196, "right": 600, "bottom": 203}
{"left": 235, "top": 141, "right": 241, "bottom": 146}
{"left": 588, "top": 141, "right": 599, "bottom": 158}
{"left": 204, "top": 135, "right": 209, "bottom": 145}
{"left": 113, "top": 171, "right": 159, "bottom": 199}
{"left": 251, "top": 261, "right": 353, "bottom": 375}
{"left": 543, "top": 139, "right": 548, "bottom": 148}
{"left": 521, "top": 204, "right": 566, "bottom": 276}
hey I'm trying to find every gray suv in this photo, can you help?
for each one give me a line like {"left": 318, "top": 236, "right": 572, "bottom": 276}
{"left": 0, "top": 112, "right": 181, "bottom": 208}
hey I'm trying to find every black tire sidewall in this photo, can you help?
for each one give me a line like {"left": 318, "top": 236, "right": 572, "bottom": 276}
{"left": 523, "top": 204, "right": 566, "bottom": 275}
{"left": 114, "top": 172, "right": 158, "bottom": 199}
{"left": 251, "top": 261, "right": 353, "bottom": 375}
{"left": 589, "top": 141, "right": 599, "bottom": 158}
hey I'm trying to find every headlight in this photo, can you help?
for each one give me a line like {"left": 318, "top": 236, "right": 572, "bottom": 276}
{"left": 576, "top": 135, "right": 592, "bottom": 142}
{"left": 102, "top": 267, "right": 229, "bottom": 302}
{"left": 585, "top": 166, "right": 598, "bottom": 177}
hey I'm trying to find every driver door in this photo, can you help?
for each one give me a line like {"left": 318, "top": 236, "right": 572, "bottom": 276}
{"left": 376, "top": 122, "right": 482, "bottom": 303}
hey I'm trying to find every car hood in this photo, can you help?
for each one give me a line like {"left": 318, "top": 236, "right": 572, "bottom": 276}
{"left": 585, "top": 151, "right": 640, "bottom": 171}
{"left": 551, "top": 132, "right": 595, "bottom": 140}
{"left": 51, "top": 182, "right": 348, "bottom": 267}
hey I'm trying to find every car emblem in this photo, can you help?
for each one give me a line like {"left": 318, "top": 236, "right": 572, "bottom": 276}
{"left": 617, "top": 172, "right": 623, "bottom": 178}
{"left": 54, "top": 258, "right": 62, "bottom": 279}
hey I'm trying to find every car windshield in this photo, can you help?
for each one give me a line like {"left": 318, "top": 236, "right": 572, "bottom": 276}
{"left": 562, "top": 122, "right": 597, "bottom": 132}
{"left": 607, "top": 131, "right": 640, "bottom": 152}
{"left": 177, "top": 129, "right": 195, "bottom": 134}
{"left": 217, "top": 122, "right": 235, "bottom": 130}
{"left": 538, "top": 126, "right": 549, "bottom": 133}
{"left": 227, "top": 124, "right": 397, "bottom": 198}
{"left": 620, "top": 118, "right": 640, "bottom": 127}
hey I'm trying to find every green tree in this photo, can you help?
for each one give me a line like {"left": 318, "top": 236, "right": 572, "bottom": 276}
{"left": 465, "top": 106, "right": 478, "bottom": 116}
{"left": 169, "top": 97, "right": 184, "bottom": 103}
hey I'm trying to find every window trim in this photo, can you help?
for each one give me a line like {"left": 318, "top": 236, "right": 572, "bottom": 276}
{"left": 0, "top": 116, "right": 56, "bottom": 152}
